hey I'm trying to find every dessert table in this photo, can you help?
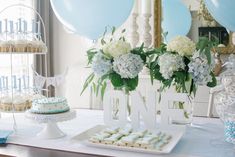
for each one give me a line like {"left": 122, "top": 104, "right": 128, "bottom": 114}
{"left": 0, "top": 109, "right": 234, "bottom": 157}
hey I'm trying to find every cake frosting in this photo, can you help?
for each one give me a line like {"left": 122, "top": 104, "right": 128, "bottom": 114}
{"left": 30, "top": 97, "right": 70, "bottom": 114}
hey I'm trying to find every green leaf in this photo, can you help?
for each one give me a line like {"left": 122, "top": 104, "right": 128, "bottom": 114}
{"left": 92, "top": 82, "right": 96, "bottom": 93}
{"left": 112, "top": 27, "right": 116, "bottom": 35}
{"left": 110, "top": 73, "right": 124, "bottom": 87}
{"left": 192, "top": 82, "right": 197, "bottom": 97}
{"left": 140, "top": 54, "right": 147, "bottom": 63}
{"left": 102, "top": 26, "right": 108, "bottom": 37}
{"left": 80, "top": 73, "right": 95, "bottom": 95}
{"left": 197, "top": 37, "right": 209, "bottom": 51}
{"left": 174, "top": 71, "right": 188, "bottom": 93}
{"left": 139, "top": 43, "right": 144, "bottom": 52}
{"left": 204, "top": 48, "right": 212, "bottom": 65}
{"left": 207, "top": 72, "right": 217, "bottom": 87}
{"left": 87, "top": 49, "right": 97, "bottom": 65}
{"left": 101, "top": 81, "right": 107, "bottom": 99}
{"left": 185, "top": 74, "right": 192, "bottom": 94}
{"left": 162, "top": 79, "right": 173, "bottom": 89}
{"left": 121, "top": 29, "right": 126, "bottom": 33}
{"left": 101, "top": 38, "right": 106, "bottom": 45}
{"left": 162, "top": 32, "right": 168, "bottom": 42}
{"left": 150, "top": 69, "right": 154, "bottom": 85}
{"left": 153, "top": 64, "right": 165, "bottom": 81}
{"left": 124, "top": 77, "right": 138, "bottom": 91}
{"left": 96, "top": 81, "right": 101, "bottom": 97}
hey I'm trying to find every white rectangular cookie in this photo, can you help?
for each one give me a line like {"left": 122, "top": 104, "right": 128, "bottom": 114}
{"left": 131, "top": 129, "right": 148, "bottom": 137}
{"left": 103, "top": 127, "right": 119, "bottom": 134}
{"left": 89, "top": 133, "right": 111, "bottom": 143}
{"left": 114, "top": 140, "right": 127, "bottom": 147}
{"left": 103, "top": 133, "right": 123, "bottom": 144}
{"left": 120, "top": 134, "right": 139, "bottom": 145}
{"left": 119, "top": 126, "right": 132, "bottom": 136}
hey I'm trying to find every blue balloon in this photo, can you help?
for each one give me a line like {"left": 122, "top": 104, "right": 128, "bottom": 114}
{"left": 204, "top": 0, "right": 235, "bottom": 32}
{"left": 162, "top": 0, "right": 192, "bottom": 42}
{"left": 50, "top": 0, "right": 134, "bottom": 39}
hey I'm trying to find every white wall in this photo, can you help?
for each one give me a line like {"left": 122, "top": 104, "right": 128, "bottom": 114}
{"left": 52, "top": 13, "right": 94, "bottom": 108}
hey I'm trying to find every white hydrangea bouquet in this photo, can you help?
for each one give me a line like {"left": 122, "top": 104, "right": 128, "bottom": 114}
{"left": 81, "top": 28, "right": 147, "bottom": 98}
{"left": 148, "top": 36, "right": 217, "bottom": 96}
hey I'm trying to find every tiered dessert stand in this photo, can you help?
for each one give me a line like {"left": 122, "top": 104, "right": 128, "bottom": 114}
{"left": 0, "top": 4, "right": 48, "bottom": 131}
{"left": 25, "top": 110, "right": 76, "bottom": 139}
{"left": 0, "top": 4, "right": 77, "bottom": 139}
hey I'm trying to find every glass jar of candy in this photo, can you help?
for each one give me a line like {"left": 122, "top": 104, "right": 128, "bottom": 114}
{"left": 221, "top": 54, "right": 235, "bottom": 95}
{"left": 224, "top": 104, "right": 235, "bottom": 144}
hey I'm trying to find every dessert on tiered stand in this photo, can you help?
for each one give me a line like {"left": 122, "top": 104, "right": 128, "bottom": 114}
{"left": 0, "top": 39, "right": 47, "bottom": 53}
{"left": 26, "top": 96, "right": 76, "bottom": 139}
{"left": 0, "top": 94, "right": 45, "bottom": 112}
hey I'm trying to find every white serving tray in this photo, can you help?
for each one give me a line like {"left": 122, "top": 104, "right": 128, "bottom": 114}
{"left": 73, "top": 125, "right": 185, "bottom": 154}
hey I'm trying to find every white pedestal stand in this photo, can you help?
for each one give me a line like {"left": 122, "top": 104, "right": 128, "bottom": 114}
{"left": 25, "top": 110, "right": 76, "bottom": 139}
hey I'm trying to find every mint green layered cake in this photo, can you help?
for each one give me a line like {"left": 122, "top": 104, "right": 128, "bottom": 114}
{"left": 30, "top": 97, "right": 70, "bottom": 114}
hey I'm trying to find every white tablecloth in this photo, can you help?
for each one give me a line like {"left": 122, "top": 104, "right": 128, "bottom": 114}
{"left": 0, "top": 109, "right": 234, "bottom": 157}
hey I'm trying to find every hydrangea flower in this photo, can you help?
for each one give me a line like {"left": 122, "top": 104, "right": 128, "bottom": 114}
{"left": 167, "top": 36, "right": 196, "bottom": 56}
{"left": 158, "top": 53, "right": 185, "bottom": 79}
{"left": 113, "top": 53, "right": 144, "bottom": 78}
{"left": 188, "top": 51, "right": 213, "bottom": 85}
{"left": 103, "top": 40, "right": 131, "bottom": 58}
{"left": 92, "top": 52, "right": 112, "bottom": 77}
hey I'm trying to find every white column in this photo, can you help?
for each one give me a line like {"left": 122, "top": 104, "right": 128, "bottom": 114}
{"left": 129, "top": 0, "right": 140, "bottom": 48}
{"left": 141, "top": 0, "right": 152, "bottom": 47}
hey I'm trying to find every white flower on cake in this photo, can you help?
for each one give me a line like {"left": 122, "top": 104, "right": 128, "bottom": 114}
{"left": 158, "top": 53, "right": 185, "bottom": 79}
{"left": 188, "top": 50, "right": 213, "bottom": 85}
{"left": 113, "top": 53, "right": 144, "bottom": 79}
{"left": 92, "top": 52, "right": 112, "bottom": 76}
{"left": 167, "top": 36, "right": 196, "bottom": 56}
{"left": 103, "top": 40, "right": 131, "bottom": 58}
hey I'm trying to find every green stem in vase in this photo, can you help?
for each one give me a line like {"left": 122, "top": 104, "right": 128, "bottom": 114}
{"left": 175, "top": 85, "right": 190, "bottom": 119}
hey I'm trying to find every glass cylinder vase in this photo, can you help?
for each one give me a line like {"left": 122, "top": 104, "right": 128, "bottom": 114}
{"left": 110, "top": 90, "right": 130, "bottom": 121}
{"left": 169, "top": 94, "right": 193, "bottom": 125}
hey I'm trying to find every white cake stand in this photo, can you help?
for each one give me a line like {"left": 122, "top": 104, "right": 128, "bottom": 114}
{"left": 25, "top": 110, "right": 76, "bottom": 139}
